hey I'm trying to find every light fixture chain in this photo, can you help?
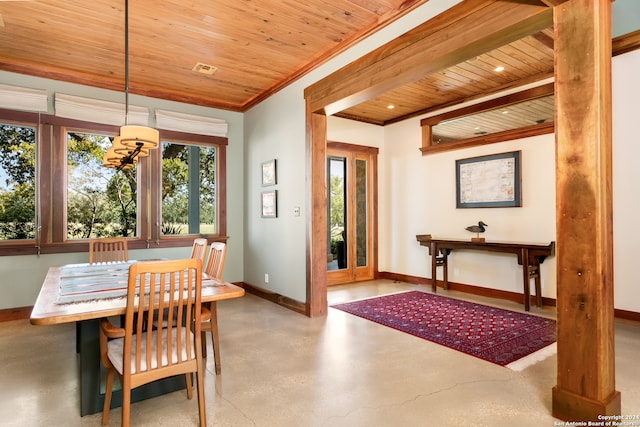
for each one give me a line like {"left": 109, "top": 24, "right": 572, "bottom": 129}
{"left": 124, "top": 0, "right": 129, "bottom": 126}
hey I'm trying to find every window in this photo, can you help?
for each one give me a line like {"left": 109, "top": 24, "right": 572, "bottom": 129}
{"left": 0, "top": 109, "right": 228, "bottom": 255}
{"left": 0, "top": 121, "right": 37, "bottom": 241}
{"left": 161, "top": 142, "right": 217, "bottom": 236}
{"left": 66, "top": 131, "right": 138, "bottom": 239}
{"left": 420, "top": 83, "right": 554, "bottom": 155}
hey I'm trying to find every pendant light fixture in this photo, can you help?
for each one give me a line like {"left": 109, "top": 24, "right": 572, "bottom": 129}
{"left": 104, "top": 0, "right": 159, "bottom": 170}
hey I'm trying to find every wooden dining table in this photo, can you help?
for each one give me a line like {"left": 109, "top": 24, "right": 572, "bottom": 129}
{"left": 30, "top": 260, "right": 245, "bottom": 416}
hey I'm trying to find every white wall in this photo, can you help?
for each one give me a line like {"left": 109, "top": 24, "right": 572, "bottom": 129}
{"left": 243, "top": 88, "right": 308, "bottom": 301}
{"left": 612, "top": 0, "right": 640, "bottom": 37}
{"left": 380, "top": 124, "right": 557, "bottom": 297}
{"left": 612, "top": 49, "right": 640, "bottom": 312}
{"left": 0, "top": 71, "right": 245, "bottom": 310}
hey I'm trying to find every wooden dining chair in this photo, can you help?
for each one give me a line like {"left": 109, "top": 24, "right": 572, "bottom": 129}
{"left": 200, "top": 242, "right": 227, "bottom": 373}
{"left": 190, "top": 238, "right": 208, "bottom": 262}
{"left": 82, "top": 237, "right": 130, "bottom": 353}
{"left": 89, "top": 237, "right": 129, "bottom": 264}
{"left": 99, "top": 259, "right": 206, "bottom": 427}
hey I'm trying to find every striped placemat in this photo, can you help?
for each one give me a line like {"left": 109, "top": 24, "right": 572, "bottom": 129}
{"left": 56, "top": 261, "right": 223, "bottom": 304}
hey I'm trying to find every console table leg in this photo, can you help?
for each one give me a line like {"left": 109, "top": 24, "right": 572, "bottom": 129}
{"left": 532, "top": 264, "right": 542, "bottom": 308}
{"left": 442, "top": 251, "right": 449, "bottom": 290}
{"left": 522, "top": 249, "right": 531, "bottom": 312}
{"left": 430, "top": 242, "right": 438, "bottom": 292}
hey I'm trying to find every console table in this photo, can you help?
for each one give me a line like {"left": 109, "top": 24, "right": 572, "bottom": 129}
{"left": 416, "top": 235, "right": 555, "bottom": 311}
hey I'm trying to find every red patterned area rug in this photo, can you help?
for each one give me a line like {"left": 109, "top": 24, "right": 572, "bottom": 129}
{"left": 331, "top": 291, "right": 557, "bottom": 367}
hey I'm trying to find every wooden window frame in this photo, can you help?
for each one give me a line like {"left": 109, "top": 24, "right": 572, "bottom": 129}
{"left": 0, "top": 108, "right": 228, "bottom": 256}
{"left": 419, "top": 83, "right": 555, "bottom": 155}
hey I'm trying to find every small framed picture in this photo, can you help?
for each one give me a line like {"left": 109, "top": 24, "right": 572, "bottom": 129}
{"left": 261, "top": 159, "right": 277, "bottom": 186}
{"left": 261, "top": 190, "right": 277, "bottom": 218}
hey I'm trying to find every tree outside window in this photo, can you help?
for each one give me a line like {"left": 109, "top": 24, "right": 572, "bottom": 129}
{"left": 0, "top": 123, "right": 36, "bottom": 240}
{"left": 0, "top": 109, "right": 227, "bottom": 255}
{"left": 66, "top": 131, "right": 138, "bottom": 239}
{"left": 161, "top": 142, "right": 216, "bottom": 235}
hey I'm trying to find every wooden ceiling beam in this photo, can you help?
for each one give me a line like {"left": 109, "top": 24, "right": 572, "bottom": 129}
{"left": 532, "top": 30, "right": 555, "bottom": 49}
{"left": 612, "top": 28, "right": 640, "bottom": 56}
{"left": 305, "top": 1, "right": 553, "bottom": 116}
{"left": 419, "top": 82, "right": 554, "bottom": 126}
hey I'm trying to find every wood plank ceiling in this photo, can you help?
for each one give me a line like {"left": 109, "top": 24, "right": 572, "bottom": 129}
{"left": 0, "top": 0, "right": 616, "bottom": 131}
{"left": 0, "top": 0, "right": 432, "bottom": 112}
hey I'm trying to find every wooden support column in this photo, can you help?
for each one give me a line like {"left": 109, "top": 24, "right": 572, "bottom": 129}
{"left": 306, "top": 107, "right": 328, "bottom": 317}
{"left": 552, "top": 0, "right": 621, "bottom": 421}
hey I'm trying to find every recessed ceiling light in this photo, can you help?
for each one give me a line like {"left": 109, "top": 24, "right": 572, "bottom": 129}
{"left": 494, "top": 66, "right": 505, "bottom": 72}
{"left": 502, "top": 110, "right": 509, "bottom": 114}
{"left": 192, "top": 63, "right": 218, "bottom": 76}
{"left": 387, "top": 104, "right": 395, "bottom": 109}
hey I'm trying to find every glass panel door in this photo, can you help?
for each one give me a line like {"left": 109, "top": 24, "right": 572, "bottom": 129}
{"left": 327, "top": 145, "right": 376, "bottom": 285}
{"left": 355, "top": 158, "right": 367, "bottom": 268}
{"left": 327, "top": 156, "right": 347, "bottom": 271}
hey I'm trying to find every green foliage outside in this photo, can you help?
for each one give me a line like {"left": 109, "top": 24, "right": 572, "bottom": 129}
{"left": 329, "top": 174, "right": 344, "bottom": 254}
{"left": 67, "top": 132, "right": 137, "bottom": 238}
{"left": 0, "top": 124, "right": 216, "bottom": 240}
{"left": 161, "top": 143, "right": 216, "bottom": 235}
{"left": 0, "top": 124, "right": 36, "bottom": 239}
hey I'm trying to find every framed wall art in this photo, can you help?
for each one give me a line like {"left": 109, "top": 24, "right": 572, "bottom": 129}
{"left": 261, "top": 190, "right": 277, "bottom": 218}
{"left": 261, "top": 159, "right": 277, "bottom": 186}
{"left": 456, "top": 150, "right": 521, "bottom": 208}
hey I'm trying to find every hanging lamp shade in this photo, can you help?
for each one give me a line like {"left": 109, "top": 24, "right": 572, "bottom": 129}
{"left": 103, "top": 143, "right": 138, "bottom": 169}
{"left": 119, "top": 125, "right": 159, "bottom": 151}
{"left": 103, "top": 149, "right": 121, "bottom": 168}
{"left": 112, "top": 135, "right": 149, "bottom": 157}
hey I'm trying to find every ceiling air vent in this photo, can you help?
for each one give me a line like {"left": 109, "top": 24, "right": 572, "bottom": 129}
{"left": 192, "top": 63, "right": 218, "bottom": 76}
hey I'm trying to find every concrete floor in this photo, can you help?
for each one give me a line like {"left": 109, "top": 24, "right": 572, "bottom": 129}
{"left": 1, "top": 280, "right": 639, "bottom": 426}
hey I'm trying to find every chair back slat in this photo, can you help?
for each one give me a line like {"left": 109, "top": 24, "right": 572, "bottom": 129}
{"left": 190, "top": 238, "right": 208, "bottom": 262}
{"left": 123, "top": 259, "right": 202, "bottom": 376}
{"left": 204, "top": 242, "right": 227, "bottom": 279}
{"left": 89, "top": 238, "right": 128, "bottom": 264}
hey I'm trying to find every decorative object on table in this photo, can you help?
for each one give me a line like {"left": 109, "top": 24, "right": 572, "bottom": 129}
{"left": 465, "top": 221, "right": 487, "bottom": 242}
{"left": 261, "top": 159, "right": 277, "bottom": 186}
{"left": 261, "top": 190, "right": 277, "bottom": 218}
{"left": 331, "top": 291, "right": 557, "bottom": 368}
{"left": 455, "top": 151, "right": 521, "bottom": 208}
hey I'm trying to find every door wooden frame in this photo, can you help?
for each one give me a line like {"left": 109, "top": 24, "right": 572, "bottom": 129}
{"left": 326, "top": 142, "right": 378, "bottom": 286}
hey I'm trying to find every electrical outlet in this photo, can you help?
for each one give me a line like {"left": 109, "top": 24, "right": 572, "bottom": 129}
{"left": 265, "top": 273, "right": 269, "bottom": 283}
{"left": 293, "top": 206, "right": 300, "bottom": 217}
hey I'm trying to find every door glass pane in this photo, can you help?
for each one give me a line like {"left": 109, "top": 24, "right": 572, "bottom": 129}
{"left": 327, "top": 157, "right": 347, "bottom": 271}
{"left": 355, "top": 159, "right": 367, "bottom": 267}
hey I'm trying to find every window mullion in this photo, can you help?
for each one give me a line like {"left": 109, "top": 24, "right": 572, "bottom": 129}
{"left": 187, "top": 146, "right": 200, "bottom": 234}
